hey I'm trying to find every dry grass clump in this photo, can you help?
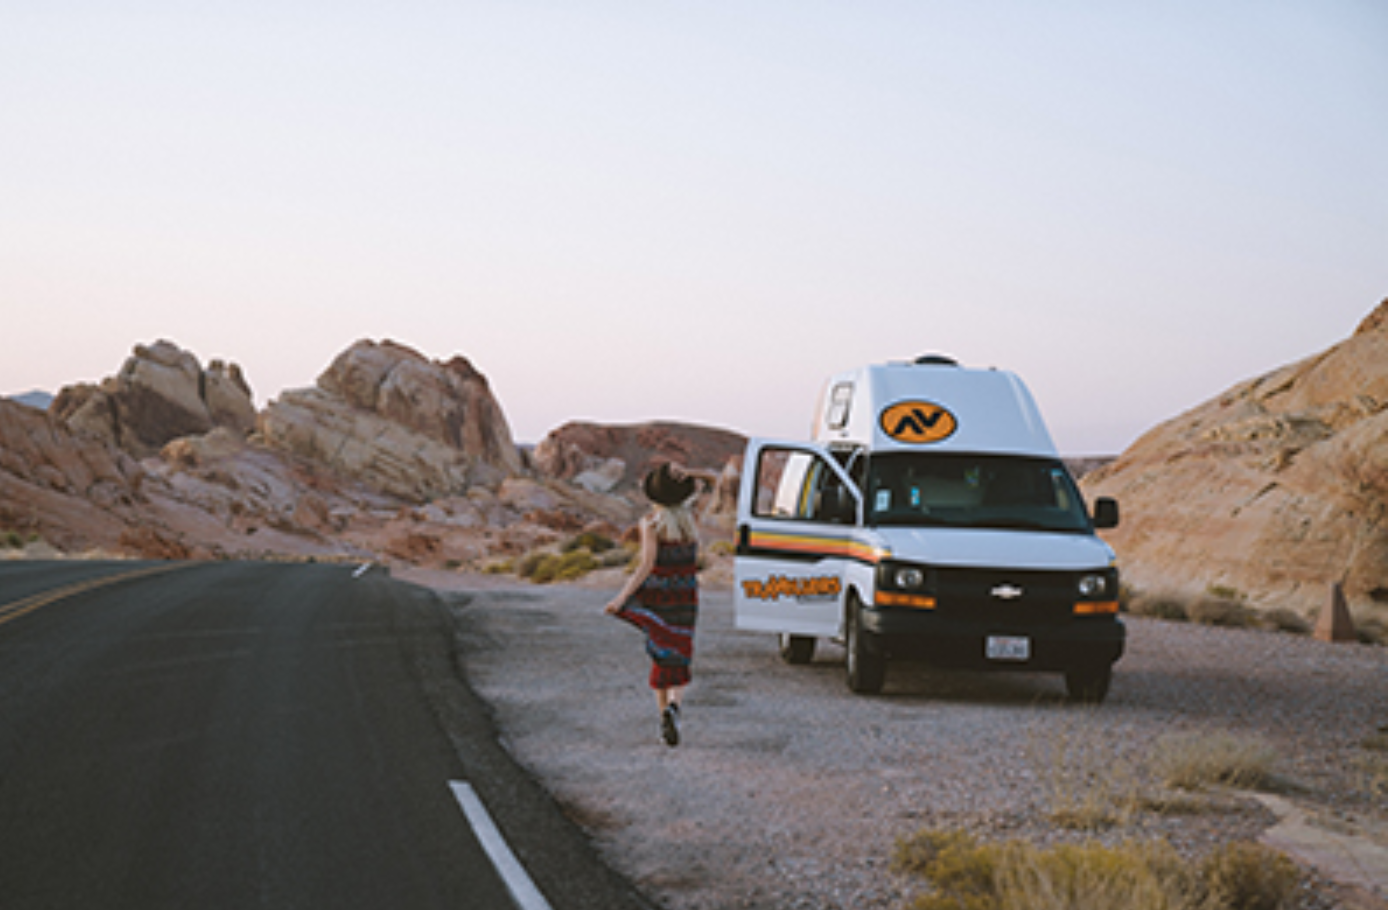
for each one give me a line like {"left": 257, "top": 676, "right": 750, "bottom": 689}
{"left": 1127, "top": 591, "right": 1192, "bottom": 622}
{"left": 2, "top": 530, "right": 42, "bottom": 550}
{"left": 1031, "top": 722, "right": 1284, "bottom": 831}
{"left": 706, "top": 539, "right": 737, "bottom": 557}
{"left": 483, "top": 532, "right": 632, "bottom": 584}
{"left": 518, "top": 548, "right": 598, "bottom": 584}
{"left": 1355, "top": 611, "right": 1388, "bottom": 646}
{"left": 1124, "top": 588, "right": 1313, "bottom": 638}
{"left": 1150, "top": 731, "right": 1278, "bottom": 792}
{"left": 1188, "top": 596, "right": 1258, "bottom": 629}
{"left": 892, "top": 829, "right": 1298, "bottom": 910}
{"left": 1032, "top": 717, "right": 1141, "bottom": 831}
{"left": 1258, "top": 608, "right": 1311, "bottom": 636}
{"left": 1358, "top": 727, "right": 1388, "bottom": 798}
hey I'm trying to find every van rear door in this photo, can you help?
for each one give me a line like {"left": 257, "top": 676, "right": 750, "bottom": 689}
{"left": 734, "top": 440, "right": 861, "bottom": 637}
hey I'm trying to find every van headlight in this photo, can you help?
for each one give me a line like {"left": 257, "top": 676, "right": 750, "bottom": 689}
{"left": 1073, "top": 568, "right": 1120, "bottom": 616}
{"left": 894, "top": 566, "right": 927, "bottom": 589}
{"left": 1077, "top": 573, "right": 1108, "bottom": 598}
{"left": 876, "top": 561, "right": 936, "bottom": 609}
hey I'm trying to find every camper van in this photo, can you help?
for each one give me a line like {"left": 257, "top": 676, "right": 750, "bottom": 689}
{"left": 733, "top": 356, "right": 1124, "bottom": 701}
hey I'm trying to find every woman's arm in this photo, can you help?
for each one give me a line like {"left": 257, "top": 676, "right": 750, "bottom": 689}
{"left": 605, "top": 516, "right": 657, "bottom": 614}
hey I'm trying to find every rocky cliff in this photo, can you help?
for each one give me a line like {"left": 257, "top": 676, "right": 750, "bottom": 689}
{"left": 0, "top": 398, "right": 148, "bottom": 552}
{"left": 1082, "top": 300, "right": 1388, "bottom": 618}
{"left": 535, "top": 420, "right": 743, "bottom": 489}
{"left": 259, "top": 340, "right": 523, "bottom": 502}
{"left": 2, "top": 338, "right": 741, "bottom": 566}
{"left": 51, "top": 340, "right": 256, "bottom": 459}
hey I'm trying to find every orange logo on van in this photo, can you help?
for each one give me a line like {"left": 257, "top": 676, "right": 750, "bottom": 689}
{"left": 880, "top": 401, "right": 957, "bottom": 444}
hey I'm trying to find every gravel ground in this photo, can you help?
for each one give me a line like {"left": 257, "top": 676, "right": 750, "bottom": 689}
{"left": 421, "top": 570, "right": 1388, "bottom": 910}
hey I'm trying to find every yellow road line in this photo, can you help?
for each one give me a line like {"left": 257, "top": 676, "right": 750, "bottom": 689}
{"left": 0, "top": 563, "right": 189, "bottom": 628}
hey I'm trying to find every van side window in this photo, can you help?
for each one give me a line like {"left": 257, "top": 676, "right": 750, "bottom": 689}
{"left": 752, "top": 448, "right": 850, "bottom": 523}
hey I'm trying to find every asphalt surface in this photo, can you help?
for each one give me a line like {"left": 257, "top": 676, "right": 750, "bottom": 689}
{"left": 0, "top": 560, "right": 651, "bottom": 910}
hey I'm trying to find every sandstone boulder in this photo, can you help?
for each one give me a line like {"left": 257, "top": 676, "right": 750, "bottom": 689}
{"left": 534, "top": 420, "right": 745, "bottom": 493}
{"left": 1082, "top": 299, "right": 1388, "bottom": 617}
{"left": 0, "top": 398, "right": 147, "bottom": 550}
{"left": 51, "top": 340, "right": 256, "bottom": 458}
{"left": 259, "top": 340, "right": 522, "bottom": 501}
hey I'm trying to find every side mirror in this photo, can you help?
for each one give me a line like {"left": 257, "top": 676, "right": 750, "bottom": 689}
{"left": 1092, "top": 497, "right": 1119, "bottom": 530}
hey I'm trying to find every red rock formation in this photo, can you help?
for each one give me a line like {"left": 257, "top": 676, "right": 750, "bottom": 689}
{"left": 260, "top": 340, "right": 522, "bottom": 501}
{"left": 534, "top": 420, "right": 745, "bottom": 492}
{"left": 2, "top": 336, "right": 741, "bottom": 570}
{"left": 1082, "top": 299, "right": 1388, "bottom": 617}
{"left": 0, "top": 398, "right": 147, "bottom": 551}
{"left": 50, "top": 340, "right": 256, "bottom": 458}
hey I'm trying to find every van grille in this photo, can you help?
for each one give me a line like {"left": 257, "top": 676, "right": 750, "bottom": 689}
{"left": 931, "top": 567, "right": 1077, "bottom": 624}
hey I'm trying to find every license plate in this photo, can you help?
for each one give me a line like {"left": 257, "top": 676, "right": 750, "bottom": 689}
{"left": 986, "top": 635, "right": 1030, "bottom": 662}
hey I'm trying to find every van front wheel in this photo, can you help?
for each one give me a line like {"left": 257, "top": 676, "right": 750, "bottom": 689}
{"left": 1064, "top": 665, "right": 1112, "bottom": 704}
{"left": 846, "top": 595, "right": 886, "bottom": 694}
{"left": 778, "top": 634, "right": 816, "bottom": 665}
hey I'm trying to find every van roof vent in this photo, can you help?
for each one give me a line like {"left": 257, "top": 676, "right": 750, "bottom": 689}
{"left": 913, "top": 354, "right": 959, "bottom": 367}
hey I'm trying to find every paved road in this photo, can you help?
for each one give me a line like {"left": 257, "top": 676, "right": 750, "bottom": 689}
{"left": 0, "top": 560, "right": 649, "bottom": 910}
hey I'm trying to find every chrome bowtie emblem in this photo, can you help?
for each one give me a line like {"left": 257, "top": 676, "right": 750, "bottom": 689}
{"left": 991, "top": 584, "right": 1024, "bottom": 600}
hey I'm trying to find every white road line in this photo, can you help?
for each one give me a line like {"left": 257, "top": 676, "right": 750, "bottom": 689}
{"left": 449, "top": 781, "right": 554, "bottom": 910}
{"left": 352, "top": 563, "right": 372, "bottom": 579}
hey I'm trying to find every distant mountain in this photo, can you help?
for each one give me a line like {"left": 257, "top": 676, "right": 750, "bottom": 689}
{"left": 7, "top": 390, "right": 53, "bottom": 411}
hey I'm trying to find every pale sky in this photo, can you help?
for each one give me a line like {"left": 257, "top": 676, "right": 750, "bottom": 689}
{"left": 3, "top": 2, "right": 1385, "bottom": 454}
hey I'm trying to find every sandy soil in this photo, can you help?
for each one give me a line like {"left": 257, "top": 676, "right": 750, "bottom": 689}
{"left": 400, "top": 567, "right": 1388, "bottom": 910}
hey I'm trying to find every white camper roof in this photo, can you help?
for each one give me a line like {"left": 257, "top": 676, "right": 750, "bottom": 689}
{"left": 814, "top": 358, "right": 1059, "bottom": 457}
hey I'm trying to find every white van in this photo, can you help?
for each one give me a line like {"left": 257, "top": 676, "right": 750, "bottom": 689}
{"left": 733, "top": 356, "right": 1124, "bottom": 701}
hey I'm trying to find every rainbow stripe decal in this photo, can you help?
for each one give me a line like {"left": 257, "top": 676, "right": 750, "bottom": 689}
{"left": 746, "top": 530, "right": 889, "bottom": 564}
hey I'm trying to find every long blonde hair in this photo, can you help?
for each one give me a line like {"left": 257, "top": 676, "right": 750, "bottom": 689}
{"left": 651, "top": 502, "right": 698, "bottom": 544}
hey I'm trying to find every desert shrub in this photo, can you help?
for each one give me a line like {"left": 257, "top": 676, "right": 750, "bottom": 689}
{"left": 2, "top": 530, "right": 22, "bottom": 549}
{"left": 1150, "top": 731, "right": 1278, "bottom": 791}
{"left": 1206, "top": 584, "right": 1246, "bottom": 602}
{"left": 526, "top": 554, "right": 563, "bottom": 584}
{"left": 1357, "top": 754, "right": 1388, "bottom": 799}
{"left": 1360, "top": 728, "right": 1388, "bottom": 799}
{"left": 562, "top": 531, "right": 615, "bottom": 554}
{"left": 892, "top": 829, "right": 1297, "bottom": 910}
{"left": 892, "top": 829, "right": 1000, "bottom": 908}
{"left": 1259, "top": 608, "right": 1311, "bottom": 636}
{"left": 482, "top": 559, "right": 514, "bottom": 575}
{"left": 516, "top": 548, "right": 601, "bottom": 584}
{"left": 516, "top": 551, "right": 550, "bottom": 579}
{"left": 707, "top": 539, "right": 737, "bottom": 557}
{"left": 553, "top": 548, "right": 599, "bottom": 581}
{"left": 1199, "top": 841, "right": 1299, "bottom": 910}
{"left": 1128, "top": 592, "right": 1191, "bottom": 622}
{"left": 1356, "top": 615, "right": 1388, "bottom": 647}
{"left": 1189, "top": 597, "right": 1257, "bottom": 629}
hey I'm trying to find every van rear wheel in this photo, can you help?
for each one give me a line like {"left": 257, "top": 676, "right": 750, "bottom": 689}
{"left": 845, "top": 594, "right": 886, "bottom": 694}
{"left": 778, "top": 634, "right": 816, "bottom": 665}
{"left": 1064, "top": 665, "right": 1112, "bottom": 704}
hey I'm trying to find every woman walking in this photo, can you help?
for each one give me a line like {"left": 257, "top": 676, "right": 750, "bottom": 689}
{"left": 605, "top": 461, "right": 717, "bottom": 747}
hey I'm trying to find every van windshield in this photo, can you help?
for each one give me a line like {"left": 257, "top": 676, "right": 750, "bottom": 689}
{"left": 865, "top": 453, "right": 1091, "bottom": 533}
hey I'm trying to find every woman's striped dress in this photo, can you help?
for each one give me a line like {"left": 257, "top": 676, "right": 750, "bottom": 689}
{"left": 617, "top": 538, "right": 699, "bottom": 689}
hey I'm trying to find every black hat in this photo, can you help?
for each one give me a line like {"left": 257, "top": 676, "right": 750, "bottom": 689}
{"left": 643, "top": 463, "right": 696, "bottom": 506}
